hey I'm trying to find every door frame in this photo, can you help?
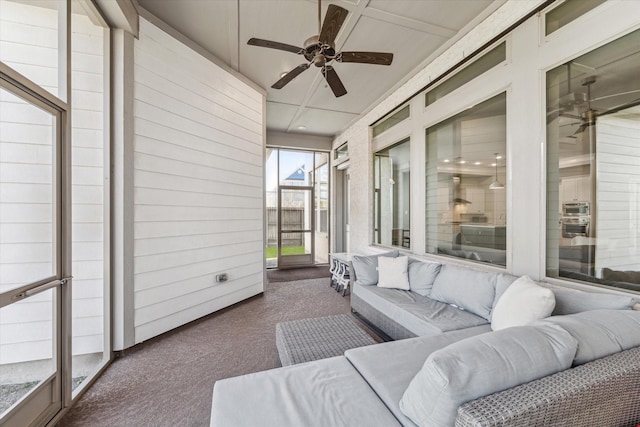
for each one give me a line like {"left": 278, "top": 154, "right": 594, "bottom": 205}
{"left": 277, "top": 185, "right": 315, "bottom": 268}
{"left": 0, "top": 69, "right": 68, "bottom": 427}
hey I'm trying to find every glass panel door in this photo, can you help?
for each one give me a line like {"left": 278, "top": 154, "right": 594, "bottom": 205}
{"left": 277, "top": 149, "right": 314, "bottom": 268}
{"left": 278, "top": 186, "right": 314, "bottom": 268}
{"left": 0, "top": 83, "right": 63, "bottom": 427}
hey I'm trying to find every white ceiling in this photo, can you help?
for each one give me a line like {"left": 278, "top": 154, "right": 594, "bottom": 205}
{"left": 136, "top": 0, "right": 503, "bottom": 137}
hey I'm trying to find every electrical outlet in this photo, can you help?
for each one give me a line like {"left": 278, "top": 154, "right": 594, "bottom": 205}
{"left": 215, "top": 273, "right": 228, "bottom": 283}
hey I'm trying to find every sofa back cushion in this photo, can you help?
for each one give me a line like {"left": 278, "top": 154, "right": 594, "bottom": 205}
{"left": 407, "top": 259, "right": 441, "bottom": 296}
{"left": 602, "top": 267, "right": 640, "bottom": 284}
{"left": 429, "top": 265, "right": 497, "bottom": 320}
{"left": 535, "top": 309, "right": 640, "bottom": 366}
{"left": 351, "top": 250, "right": 399, "bottom": 285}
{"left": 399, "top": 324, "right": 578, "bottom": 427}
{"left": 551, "top": 287, "right": 637, "bottom": 315}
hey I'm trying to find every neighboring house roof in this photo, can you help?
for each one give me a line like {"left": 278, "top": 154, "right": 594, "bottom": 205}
{"left": 286, "top": 166, "right": 305, "bottom": 181}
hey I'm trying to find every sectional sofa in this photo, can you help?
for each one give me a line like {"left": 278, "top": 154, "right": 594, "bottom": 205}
{"left": 210, "top": 254, "right": 640, "bottom": 426}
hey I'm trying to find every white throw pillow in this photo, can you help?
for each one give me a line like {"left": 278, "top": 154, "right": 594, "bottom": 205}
{"left": 491, "top": 275, "right": 556, "bottom": 330}
{"left": 377, "top": 256, "right": 410, "bottom": 290}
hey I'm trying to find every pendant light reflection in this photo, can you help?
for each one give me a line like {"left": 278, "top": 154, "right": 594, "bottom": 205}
{"left": 489, "top": 153, "right": 504, "bottom": 190}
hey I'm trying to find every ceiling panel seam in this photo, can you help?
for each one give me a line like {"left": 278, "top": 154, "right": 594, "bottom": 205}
{"left": 286, "top": 0, "right": 371, "bottom": 132}
{"left": 361, "top": 8, "right": 456, "bottom": 38}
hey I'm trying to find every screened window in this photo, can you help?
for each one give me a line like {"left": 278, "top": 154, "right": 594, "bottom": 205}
{"left": 425, "top": 93, "right": 507, "bottom": 265}
{"left": 546, "top": 29, "right": 640, "bottom": 291}
{"left": 374, "top": 138, "right": 410, "bottom": 248}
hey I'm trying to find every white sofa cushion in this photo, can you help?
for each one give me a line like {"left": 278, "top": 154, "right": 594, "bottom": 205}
{"left": 377, "top": 256, "right": 410, "bottom": 290}
{"left": 345, "top": 329, "right": 489, "bottom": 426}
{"left": 491, "top": 275, "right": 556, "bottom": 330}
{"left": 399, "top": 324, "right": 578, "bottom": 427}
{"left": 210, "top": 356, "right": 401, "bottom": 426}
{"left": 535, "top": 309, "right": 640, "bottom": 366}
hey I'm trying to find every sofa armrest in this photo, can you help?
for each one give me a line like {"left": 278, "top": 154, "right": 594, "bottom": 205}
{"left": 455, "top": 346, "right": 640, "bottom": 427}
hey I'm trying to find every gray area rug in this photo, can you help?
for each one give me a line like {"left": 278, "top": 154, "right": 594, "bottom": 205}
{"left": 56, "top": 277, "right": 379, "bottom": 427}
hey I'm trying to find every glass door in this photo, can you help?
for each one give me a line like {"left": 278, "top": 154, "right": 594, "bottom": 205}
{"left": 278, "top": 186, "right": 314, "bottom": 268}
{"left": 0, "top": 83, "right": 65, "bottom": 427}
{"left": 277, "top": 150, "right": 315, "bottom": 268}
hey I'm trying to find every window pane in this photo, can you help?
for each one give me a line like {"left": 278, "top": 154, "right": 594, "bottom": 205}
{"left": 335, "top": 142, "right": 348, "bottom": 160}
{"left": 0, "top": 0, "right": 65, "bottom": 100}
{"left": 546, "top": 29, "right": 640, "bottom": 291}
{"left": 70, "top": 0, "right": 107, "bottom": 394}
{"left": 426, "top": 42, "right": 506, "bottom": 107}
{"left": 314, "top": 153, "right": 329, "bottom": 264}
{"left": 0, "top": 289, "right": 56, "bottom": 417}
{"left": 426, "top": 93, "right": 507, "bottom": 266}
{"left": 0, "top": 88, "right": 55, "bottom": 292}
{"left": 265, "top": 148, "right": 278, "bottom": 267}
{"left": 374, "top": 138, "right": 410, "bottom": 248}
{"left": 279, "top": 150, "right": 313, "bottom": 186}
{"left": 372, "top": 105, "right": 410, "bottom": 137}
{"left": 545, "top": 0, "right": 606, "bottom": 36}
{"left": 280, "top": 232, "right": 311, "bottom": 256}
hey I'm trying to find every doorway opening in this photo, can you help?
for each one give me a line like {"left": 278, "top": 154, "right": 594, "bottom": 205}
{"left": 266, "top": 148, "right": 329, "bottom": 269}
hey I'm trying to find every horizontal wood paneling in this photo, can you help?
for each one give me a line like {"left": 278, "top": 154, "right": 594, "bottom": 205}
{"left": 132, "top": 18, "right": 264, "bottom": 343}
{"left": 595, "top": 117, "right": 640, "bottom": 272}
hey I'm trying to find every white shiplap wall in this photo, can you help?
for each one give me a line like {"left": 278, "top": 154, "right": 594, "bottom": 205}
{"left": 596, "top": 113, "right": 640, "bottom": 272}
{"left": 132, "top": 18, "right": 265, "bottom": 343}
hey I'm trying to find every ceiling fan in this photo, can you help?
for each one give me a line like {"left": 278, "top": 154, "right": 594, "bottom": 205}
{"left": 247, "top": 0, "right": 393, "bottom": 97}
{"left": 552, "top": 74, "right": 640, "bottom": 137}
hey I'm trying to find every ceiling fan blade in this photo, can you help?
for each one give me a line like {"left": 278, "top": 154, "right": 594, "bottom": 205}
{"left": 247, "top": 38, "right": 303, "bottom": 54}
{"left": 572, "top": 122, "right": 591, "bottom": 135}
{"left": 338, "top": 51, "right": 393, "bottom": 66}
{"left": 319, "top": 4, "right": 349, "bottom": 46}
{"left": 271, "top": 64, "right": 310, "bottom": 89}
{"left": 322, "top": 66, "right": 347, "bottom": 97}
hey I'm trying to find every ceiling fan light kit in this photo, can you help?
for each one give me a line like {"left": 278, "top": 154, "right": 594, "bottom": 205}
{"left": 247, "top": 0, "right": 393, "bottom": 97}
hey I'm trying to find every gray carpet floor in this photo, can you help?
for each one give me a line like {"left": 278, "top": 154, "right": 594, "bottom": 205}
{"left": 56, "top": 276, "right": 378, "bottom": 426}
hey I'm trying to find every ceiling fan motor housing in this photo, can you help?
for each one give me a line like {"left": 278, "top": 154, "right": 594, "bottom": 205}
{"left": 303, "top": 35, "right": 336, "bottom": 65}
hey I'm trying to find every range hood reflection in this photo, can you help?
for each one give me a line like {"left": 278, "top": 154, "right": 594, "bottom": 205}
{"left": 453, "top": 197, "right": 472, "bottom": 205}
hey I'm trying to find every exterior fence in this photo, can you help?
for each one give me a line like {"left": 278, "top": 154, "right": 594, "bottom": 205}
{"left": 266, "top": 207, "right": 305, "bottom": 247}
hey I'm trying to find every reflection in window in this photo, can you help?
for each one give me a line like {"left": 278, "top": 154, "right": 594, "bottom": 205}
{"left": 374, "top": 139, "right": 410, "bottom": 248}
{"left": 0, "top": 0, "right": 65, "bottom": 100}
{"left": 335, "top": 142, "right": 348, "bottom": 160}
{"left": 314, "top": 152, "right": 329, "bottom": 264}
{"left": 425, "top": 42, "right": 506, "bottom": 107}
{"left": 546, "top": 29, "right": 640, "bottom": 292}
{"left": 372, "top": 105, "right": 410, "bottom": 137}
{"left": 425, "top": 93, "right": 507, "bottom": 266}
{"left": 545, "top": 0, "right": 606, "bottom": 36}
